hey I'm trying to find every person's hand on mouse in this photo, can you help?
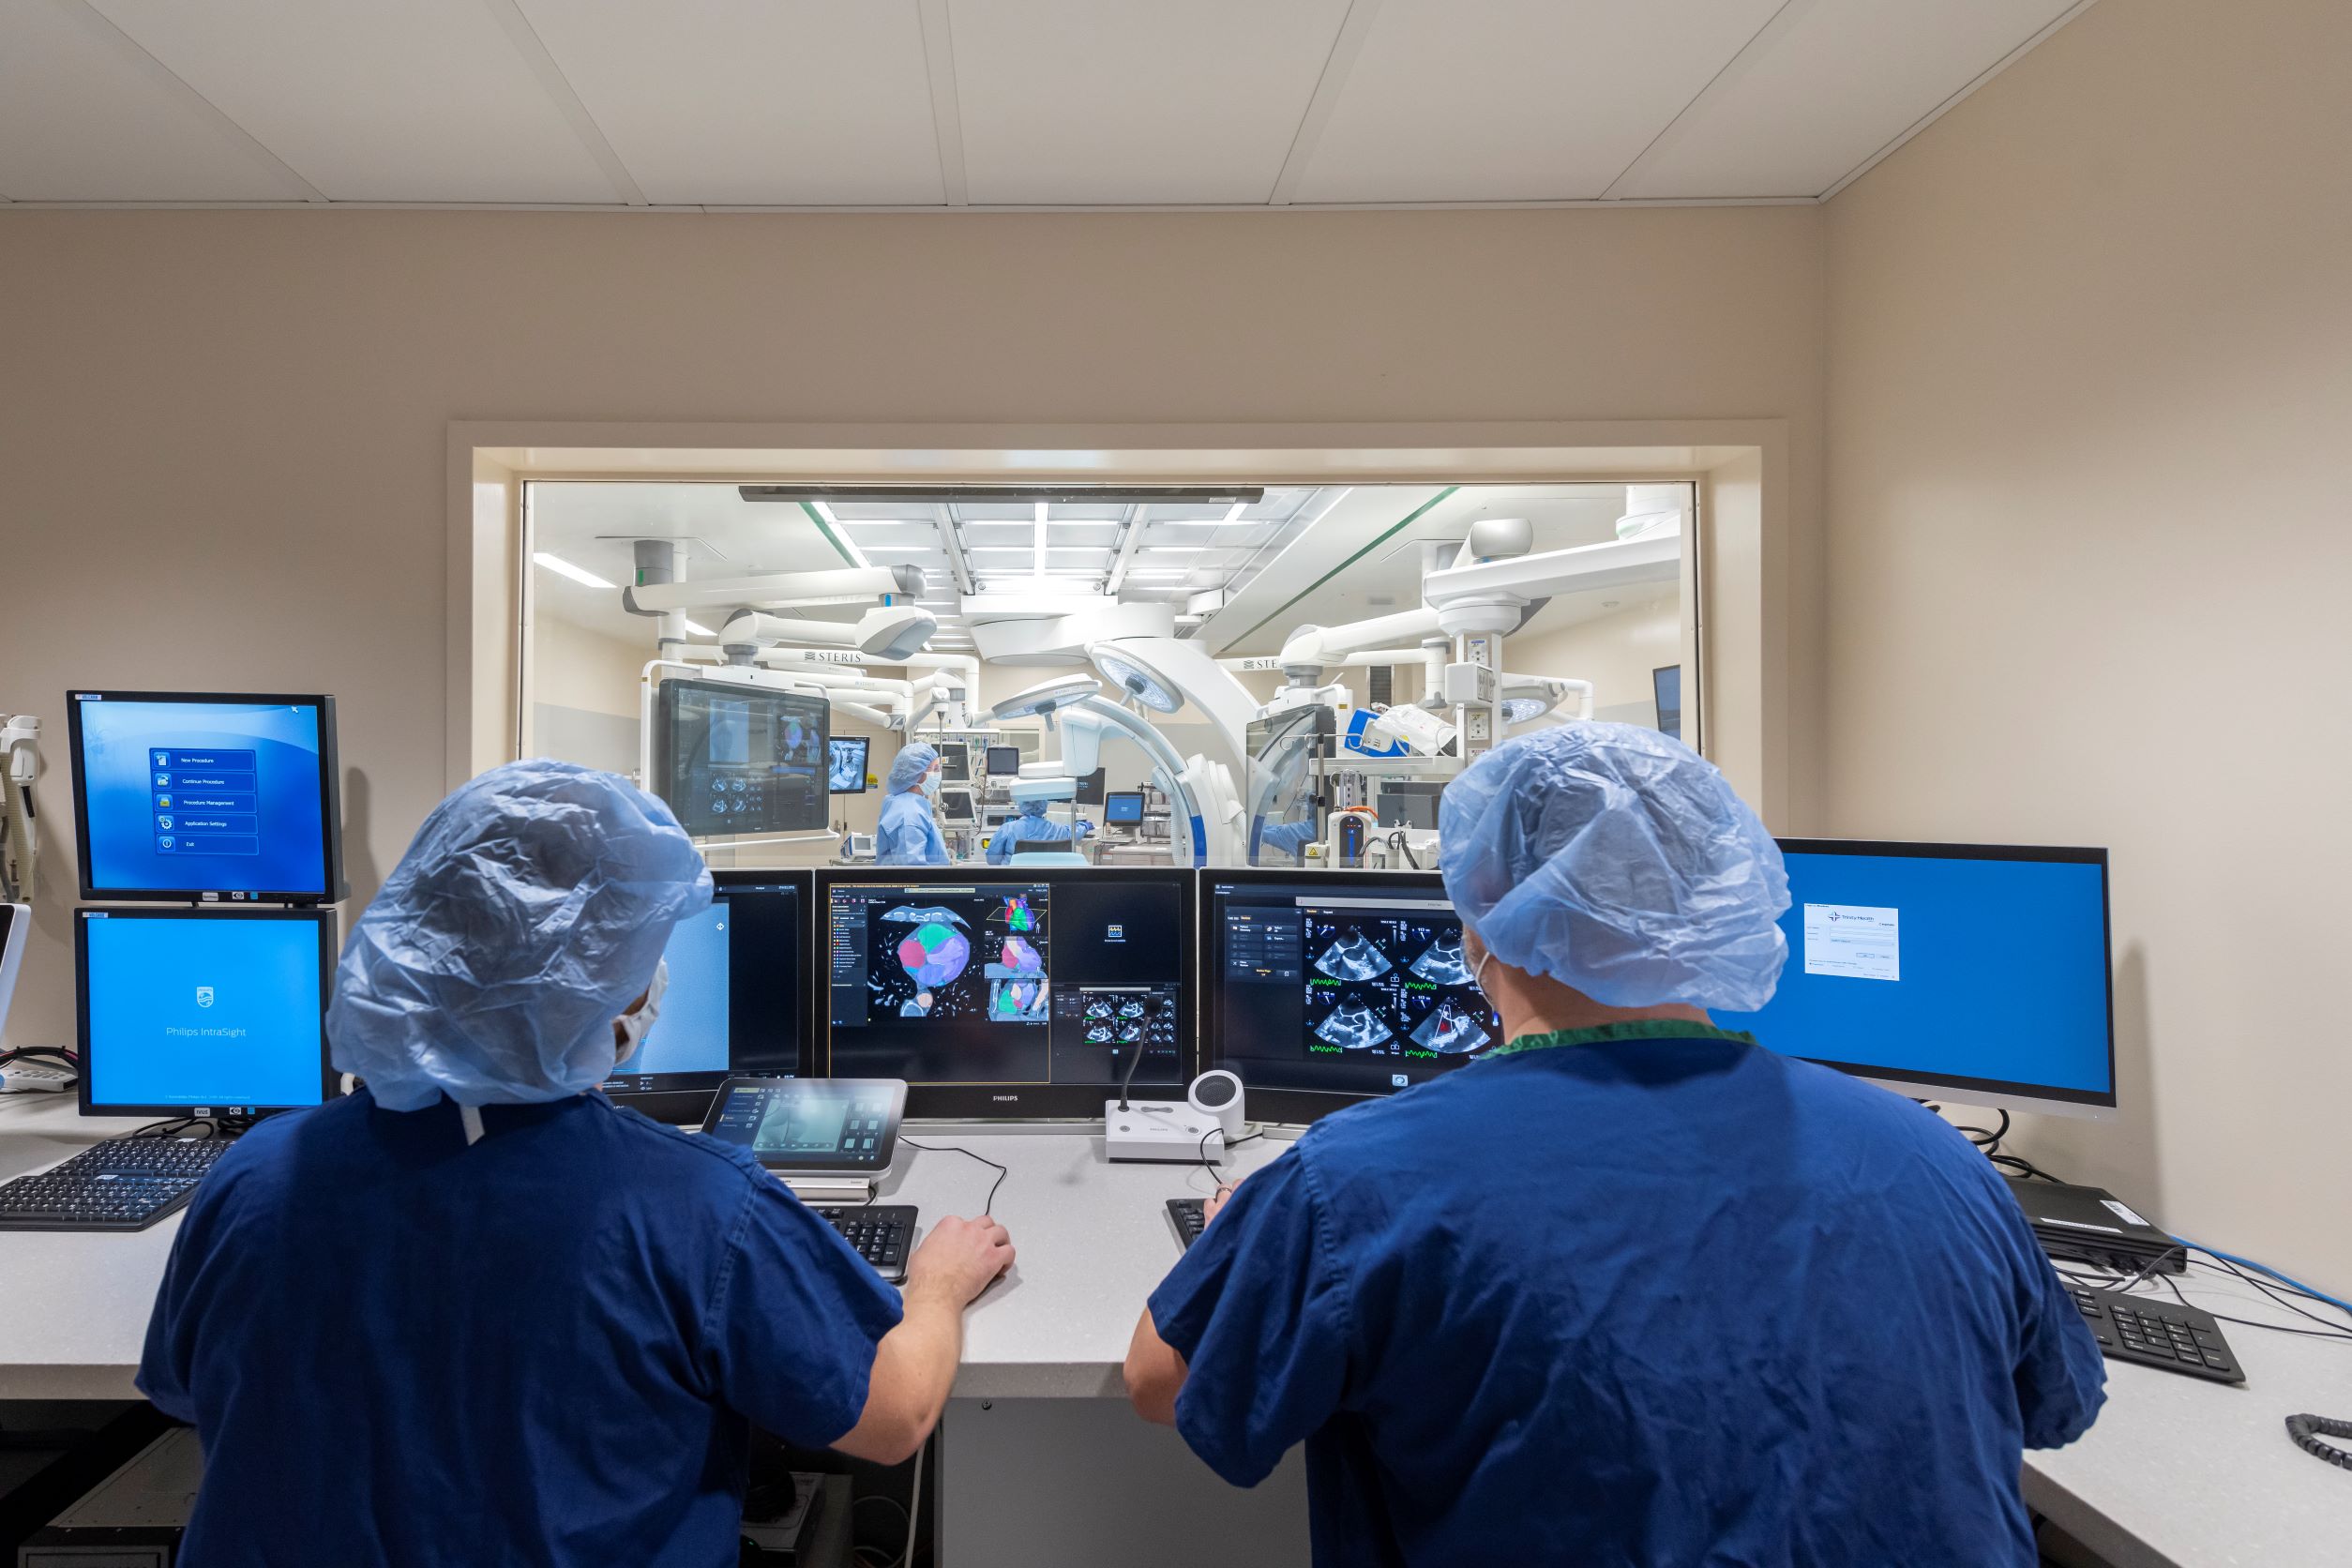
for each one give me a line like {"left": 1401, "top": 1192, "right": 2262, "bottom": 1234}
{"left": 1203, "top": 1169, "right": 1251, "bottom": 1227}
{"left": 904, "top": 1214, "right": 1015, "bottom": 1307}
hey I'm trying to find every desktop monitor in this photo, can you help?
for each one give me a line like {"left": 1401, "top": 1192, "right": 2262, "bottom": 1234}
{"left": 1073, "top": 768, "right": 1108, "bottom": 807}
{"left": 655, "top": 677, "right": 828, "bottom": 837}
{"left": 938, "top": 745, "right": 971, "bottom": 784}
{"left": 937, "top": 787, "right": 977, "bottom": 826}
{"left": 1204, "top": 870, "right": 1500, "bottom": 1124}
{"left": 984, "top": 746, "right": 1022, "bottom": 777}
{"left": 68, "top": 691, "right": 342, "bottom": 904}
{"left": 600, "top": 871, "right": 810, "bottom": 1123}
{"left": 1104, "top": 792, "right": 1145, "bottom": 826}
{"left": 1653, "top": 665, "right": 1683, "bottom": 743}
{"left": 1716, "top": 839, "right": 2115, "bottom": 1117}
{"left": 827, "top": 737, "right": 871, "bottom": 794}
{"left": 818, "top": 867, "right": 1195, "bottom": 1119}
{"left": 76, "top": 907, "right": 337, "bottom": 1119}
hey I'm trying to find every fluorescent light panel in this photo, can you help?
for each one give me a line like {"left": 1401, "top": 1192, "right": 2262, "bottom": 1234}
{"left": 533, "top": 552, "right": 614, "bottom": 589}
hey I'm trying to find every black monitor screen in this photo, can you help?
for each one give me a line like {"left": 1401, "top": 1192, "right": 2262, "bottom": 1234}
{"left": 600, "top": 872, "right": 810, "bottom": 1121}
{"left": 820, "top": 869, "right": 1194, "bottom": 1118}
{"left": 68, "top": 690, "right": 341, "bottom": 904}
{"left": 1206, "top": 872, "right": 1500, "bottom": 1123}
{"left": 1654, "top": 665, "right": 1683, "bottom": 743}
{"left": 828, "top": 737, "right": 870, "bottom": 794}
{"left": 938, "top": 746, "right": 971, "bottom": 783}
{"left": 985, "top": 746, "right": 1022, "bottom": 776}
{"left": 1074, "top": 768, "right": 1107, "bottom": 806}
{"left": 655, "top": 678, "right": 828, "bottom": 836}
{"left": 1104, "top": 792, "right": 1144, "bottom": 825}
{"left": 77, "top": 907, "right": 337, "bottom": 1117}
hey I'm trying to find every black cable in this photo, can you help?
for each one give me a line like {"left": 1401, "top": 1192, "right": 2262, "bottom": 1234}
{"left": 898, "top": 1139, "right": 1007, "bottom": 1216}
{"left": 2185, "top": 1255, "right": 2352, "bottom": 1337}
{"left": 2158, "top": 1272, "right": 2352, "bottom": 1342}
{"left": 2284, "top": 1413, "right": 2352, "bottom": 1470}
{"left": 0, "top": 1046, "right": 80, "bottom": 1069}
{"left": 1987, "top": 1152, "right": 2065, "bottom": 1183}
{"left": 1197, "top": 1125, "right": 1263, "bottom": 1183}
{"left": 1952, "top": 1107, "right": 2010, "bottom": 1153}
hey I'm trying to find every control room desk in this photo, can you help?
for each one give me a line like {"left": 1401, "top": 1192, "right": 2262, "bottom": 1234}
{"left": 3, "top": 1092, "right": 2346, "bottom": 1568}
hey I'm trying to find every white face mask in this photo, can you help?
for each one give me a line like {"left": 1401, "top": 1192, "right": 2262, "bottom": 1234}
{"left": 922, "top": 770, "right": 942, "bottom": 798}
{"left": 614, "top": 958, "right": 670, "bottom": 1066}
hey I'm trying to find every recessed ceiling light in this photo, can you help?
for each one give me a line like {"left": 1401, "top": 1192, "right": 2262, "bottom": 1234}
{"left": 533, "top": 552, "right": 614, "bottom": 590}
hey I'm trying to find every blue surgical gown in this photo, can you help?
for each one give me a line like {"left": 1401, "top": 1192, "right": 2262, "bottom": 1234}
{"left": 1149, "top": 1024, "right": 2106, "bottom": 1568}
{"left": 986, "top": 812, "right": 1089, "bottom": 864}
{"left": 875, "top": 790, "right": 949, "bottom": 865}
{"left": 139, "top": 1090, "right": 904, "bottom": 1568}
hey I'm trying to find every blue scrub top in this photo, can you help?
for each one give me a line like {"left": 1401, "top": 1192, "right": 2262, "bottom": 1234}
{"left": 1149, "top": 1024, "right": 2105, "bottom": 1568}
{"left": 140, "top": 1090, "right": 903, "bottom": 1568}
{"left": 875, "top": 790, "right": 949, "bottom": 865}
{"left": 986, "top": 810, "right": 1087, "bottom": 864}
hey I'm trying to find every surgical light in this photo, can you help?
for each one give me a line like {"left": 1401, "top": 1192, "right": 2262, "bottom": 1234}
{"left": 1500, "top": 697, "right": 1549, "bottom": 724}
{"left": 989, "top": 674, "right": 1104, "bottom": 723}
{"left": 1091, "top": 648, "right": 1183, "bottom": 715}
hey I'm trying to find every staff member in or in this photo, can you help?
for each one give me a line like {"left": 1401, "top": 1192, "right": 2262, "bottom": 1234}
{"left": 875, "top": 742, "right": 950, "bottom": 866}
{"left": 986, "top": 795, "right": 1093, "bottom": 863}
{"left": 1125, "top": 724, "right": 2104, "bottom": 1567}
{"left": 141, "top": 761, "right": 1014, "bottom": 1567}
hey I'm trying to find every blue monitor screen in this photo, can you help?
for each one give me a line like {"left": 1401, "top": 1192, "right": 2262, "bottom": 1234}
{"left": 610, "top": 899, "right": 730, "bottom": 1078}
{"left": 71, "top": 693, "right": 335, "bottom": 899}
{"left": 81, "top": 912, "right": 329, "bottom": 1111}
{"left": 1717, "top": 846, "right": 2113, "bottom": 1105}
{"left": 1105, "top": 792, "right": 1145, "bottom": 825}
{"left": 599, "top": 877, "right": 807, "bottom": 1108}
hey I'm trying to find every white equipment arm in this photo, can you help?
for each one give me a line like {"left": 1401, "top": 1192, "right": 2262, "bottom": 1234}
{"left": 717, "top": 608, "right": 938, "bottom": 662}
{"left": 1274, "top": 608, "right": 1443, "bottom": 672}
{"left": 0, "top": 714, "right": 37, "bottom": 904}
{"left": 623, "top": 565, "right": 923, "bottom": 617}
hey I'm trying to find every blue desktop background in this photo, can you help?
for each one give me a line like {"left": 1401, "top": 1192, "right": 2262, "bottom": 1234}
{"left": 1718, "top": 852, "right": 2112, "bottom": 1096}
{"left": 610, "top": 899, "right": 730, "bottom": 1076}
{"left": 77, "top": 699, "right": 329, "bottom": 896}
{"left": 84, "top": 916, "right": 325, "bottom": 1108}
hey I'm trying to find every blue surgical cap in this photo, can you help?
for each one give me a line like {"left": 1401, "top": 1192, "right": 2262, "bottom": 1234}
{"left": 1439, "top": 724, "right": 1789, "bottom": 1013}
{"left": 327, "top": 761, "right": 714, "bottom": 1110}
{"left": 886, "top": 743, "right": 940, "bottom": 795}
{"left": 1018, "top": 797, "right": 1048, "bottom": 818}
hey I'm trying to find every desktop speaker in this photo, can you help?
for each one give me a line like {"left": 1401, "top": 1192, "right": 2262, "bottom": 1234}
{"left": 1187, "top": 1070, "right": 1245, "bottom": 1139}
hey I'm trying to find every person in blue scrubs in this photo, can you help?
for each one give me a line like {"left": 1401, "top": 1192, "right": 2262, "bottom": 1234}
{"left": 1126, "top": 724, "right": 2105, "bottom": 1568}
{"left": 875, "top": 742, "right": 950, "bottom": 866}
{"left": 140, "top": 761, "right": 1014, "bottom": 1567}
{"left": 986, "top": 796, "right": 1093, "bottom": 863}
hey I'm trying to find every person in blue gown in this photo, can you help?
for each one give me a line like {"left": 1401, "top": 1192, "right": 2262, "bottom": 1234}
{"left": 875, "top": 743, "right": 951, "bottom": 866}
{"left": 986, "top": 796, "right": 1093, "bottom": 863}
{"left": 140, "top": 761, "right": 1014, "bottom": 1567}
{"left": 1126, "top": 724, "right": 2105, "bottom": 1568}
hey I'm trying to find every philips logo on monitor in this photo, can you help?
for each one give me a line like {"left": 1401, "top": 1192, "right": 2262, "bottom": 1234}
{"left": 195, "top": 986, "right": 214, "bottom": 1008}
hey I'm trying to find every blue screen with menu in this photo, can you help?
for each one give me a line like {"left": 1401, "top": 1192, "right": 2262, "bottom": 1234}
{"left": 1717, "top": 850, "right": 2112, "bottom": 1100}
{"left": 74, "top": 695, "right": 331, "bottom": 897}
{"left": 82, "top": 913, "right": 327, "bottom": 1109}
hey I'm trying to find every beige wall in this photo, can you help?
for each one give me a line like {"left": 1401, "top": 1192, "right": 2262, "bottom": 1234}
{"left": 1509, "top": 602, "right": 1682, "bottom": 730}
{"left": 0, "top": 205, "right": 1826, "bottom": 1051}
{"left": 1823, "top": 0, "right": 2352, "bottom": 1281}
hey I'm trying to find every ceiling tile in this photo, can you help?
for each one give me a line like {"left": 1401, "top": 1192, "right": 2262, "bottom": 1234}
{"left": 1611, "top": 0, "right": 2081, "bottom": 198}
{"left": 0, "top": 3, "right": 296, "bottom": 201}
{"left": 516, "top": 0, "right": 944, "bottom": 204}
{"left": 951, "top": 0, "right": 1353, "bottom": 204}
{"left": 1292, "top": 0, "right": 1785, "bottom": 204}
{"left": 88, "top": 0, "right": 618, "bottom": 202}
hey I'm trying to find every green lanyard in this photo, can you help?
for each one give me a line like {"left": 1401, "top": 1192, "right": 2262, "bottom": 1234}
{"left": 1484, "top": 1019, "right": 1759, "bottom": 1060}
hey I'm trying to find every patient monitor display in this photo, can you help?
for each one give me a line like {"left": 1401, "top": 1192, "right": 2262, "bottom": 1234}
{"left": 68, "top": 691, "right": 341, "bottom": 903}
{"left": 655, "top": 678, "right": 827, "bottom": 837}
{"left": 1207, "top": 872, "right": 1500, "bottom": 1122}
{"left": 821, "top": 869, "right": 1193, "bottom": 1118}
{"left": 827, "top": 737, "right": 870, "bottom": 794}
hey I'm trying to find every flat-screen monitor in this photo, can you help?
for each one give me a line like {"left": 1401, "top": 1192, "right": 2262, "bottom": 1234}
{"left": 655, "top": 677, "right": 828, "bottom": 837}
{"left": 1653, "top": 665, "right": 1683, "bottom": 743}
{"left": 68, "top": 691, "right": 341, "bottom": 904}
{"left": 984, "top": 746, "right": 1022, "bottom": 777}
{"left": 600, "top": 871, "right": 810, "bottom": 1123}
{"left": 1073, "top": 768, "right": 1107, "bottom": 807}
{"left": 77, "top": 907, "right": 337, "bottom": 1118}
{"left": 1104, "top": 792, "right": 1145, "bottom": 825}
{"left": 937, "top": 787, "right": 977, "bottom": 825}
{"left": 818, "top": 868, "right": 1195, "bottom": 1119}
{"left": 1204, "top": 871, "right": 1500, "bottom": 1124}
{"left": 827, "top": 737, "right": 870, "bottom": 794}
{"left": 1718, "top": 839, "right": 2115, "bottom": 1117}
{"left": 938, "top": 745, "right": 972, "bottom": 784}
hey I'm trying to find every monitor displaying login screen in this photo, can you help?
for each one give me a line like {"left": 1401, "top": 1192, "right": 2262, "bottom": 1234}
{"left": 1717, "top": 840, "right": 2114, "bottom": 1112}
{"left": 820, "top": 868, "right": 1194, "bottom": 1118}
{"left": 1206, "top": 871, "right": 1500, "bottom": 1124}
{"left": 78, "top": 909, "right": 335, "bottom": 1115}
{"left": 69, "top": 691, "right": 339, "bottom": 902}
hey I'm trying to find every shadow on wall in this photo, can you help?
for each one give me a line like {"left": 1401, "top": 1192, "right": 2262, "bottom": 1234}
{"left": 341, "top": 766, "right": 384, "bottom": 918}
{"left": 2017, "top": 942, "right": 2163, "bottom": 1214}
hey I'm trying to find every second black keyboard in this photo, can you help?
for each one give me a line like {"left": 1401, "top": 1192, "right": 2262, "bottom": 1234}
{"left": 2069, "top": 1285, "right": 2243, "bottom": 1383}
{"left": 1167, "top": 1197, "right": 1206, "bottom": 1251}
{"left": 0, "top": 1135, "right": 234, "bottom": 1232}
{"left": 812, "top": 1205, "right": 917, "bottom": 1284}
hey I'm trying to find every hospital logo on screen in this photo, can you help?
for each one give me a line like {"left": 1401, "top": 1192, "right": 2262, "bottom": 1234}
{"left": 195, "top": 987, "right": 215, "bottom": 1009}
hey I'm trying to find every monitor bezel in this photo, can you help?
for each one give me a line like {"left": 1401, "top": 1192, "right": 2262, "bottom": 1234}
{"left": 600, "top": 868, "right": 815, "bottom": 1125}
{"left": 652, "top": 675, "right": 831, "bottom": 838}
{"left": 1103, "top": 791, "right": 1145, "bottom": 824}
{"left": 76, "top": 905, "right": 339, "bottom": 1120}
{"left": 67, "top": 690, "right": 344, "bottom": 906}
{"left": 814, "top": 867, "right": 1198, "bottom": 1121}
{"left": 1202, "top": 867, "right": 1489, "bottom": 1127}
{"left": 827, "top": 736, "right": 872, "bottom": 795}
{"left": 1766, "top": 837, "right": 2118, "bottom": 1120}
{"left": 983, "top": 746, "right": 1022, "bottom": 777}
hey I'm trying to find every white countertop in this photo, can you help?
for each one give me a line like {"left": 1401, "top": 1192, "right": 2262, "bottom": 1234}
{"left": 3, "top": 1091, "right": 2346, "bottom": 1565}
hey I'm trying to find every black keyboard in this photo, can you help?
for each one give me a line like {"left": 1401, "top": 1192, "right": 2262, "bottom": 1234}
{"left": 812, "top": 1205, "right": 916, "bottom": 1284}
{"left": 0, "top": 1136, "right": 234, "bottom": 1232}
{"left": 2069, "top": 1285, "right": 2243, "bottom": 1383}
{"left": 1167, "top": 1198, "right": 1206, "bottom": 1251}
